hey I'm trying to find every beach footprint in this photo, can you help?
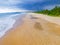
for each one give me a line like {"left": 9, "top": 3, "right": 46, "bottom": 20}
{"left": 34, "top": 22, "right": 43, "bottom": 30}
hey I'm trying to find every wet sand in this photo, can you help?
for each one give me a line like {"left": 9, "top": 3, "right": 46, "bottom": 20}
{"left": 1, "top": 13, "right": 60, "bottom": 45}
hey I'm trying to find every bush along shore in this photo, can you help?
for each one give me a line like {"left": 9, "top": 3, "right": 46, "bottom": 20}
{"left": 35, "top": 6, "right": 60, "bottom": 16}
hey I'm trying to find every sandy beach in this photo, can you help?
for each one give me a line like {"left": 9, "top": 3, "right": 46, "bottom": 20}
{"left": 1, "top": 13, "right": 60, "bottom": 45}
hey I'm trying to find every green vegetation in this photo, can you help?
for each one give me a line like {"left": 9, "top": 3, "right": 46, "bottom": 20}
{"left": 35, "top": 6, "right": 60, "bottom": 16}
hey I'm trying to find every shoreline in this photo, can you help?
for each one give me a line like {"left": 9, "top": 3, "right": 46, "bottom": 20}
{"left": 0, "top": 13, "right": 26, "bottom": 38}
{"left": 1, "top": 13, "right": 60, "bottom": 45}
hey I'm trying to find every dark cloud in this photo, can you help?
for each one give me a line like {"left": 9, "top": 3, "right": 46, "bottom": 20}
{"left": 0, "top": 0, "right": 60, "bottom": 10}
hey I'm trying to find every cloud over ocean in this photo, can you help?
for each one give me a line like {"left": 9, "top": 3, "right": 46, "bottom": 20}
{"left": 0, "top": 0, "right": 60, "bottom": 38}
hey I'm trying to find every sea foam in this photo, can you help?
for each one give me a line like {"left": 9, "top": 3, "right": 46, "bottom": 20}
{"left": 0, "top": 18, "right": 15, "bottom": 38}
{"left": 0, "top": 12, "right": 23, "bottom": 38}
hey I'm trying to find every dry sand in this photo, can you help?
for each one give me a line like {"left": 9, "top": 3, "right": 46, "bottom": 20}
{"left": 1, "top": 13, "right": 60, "bottom": 45}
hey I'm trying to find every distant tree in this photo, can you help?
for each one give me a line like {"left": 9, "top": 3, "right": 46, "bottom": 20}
{"left": 35, "top": 6, "right": 60, "bottom": 16}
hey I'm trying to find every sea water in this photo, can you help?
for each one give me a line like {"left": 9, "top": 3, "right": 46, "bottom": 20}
{"left": 0, "top": 12, "right": 25, "bottom": 38}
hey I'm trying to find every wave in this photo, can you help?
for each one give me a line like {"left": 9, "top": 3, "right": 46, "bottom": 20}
{"left": 0, "top": 12, "right": 25, "bottom": 38}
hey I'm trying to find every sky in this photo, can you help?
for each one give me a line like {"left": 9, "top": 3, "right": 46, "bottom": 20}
{"left": 0, "top": 0, "right": 60, "bottom": 12}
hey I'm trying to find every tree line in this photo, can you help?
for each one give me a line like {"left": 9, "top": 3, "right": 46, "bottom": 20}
{"left": 35, "top": 6, "right": 60, "bottom": 16}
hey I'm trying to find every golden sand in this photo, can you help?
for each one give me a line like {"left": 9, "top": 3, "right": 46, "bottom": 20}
{"left": 1, "top": 13, "right": 60, "bottom": 45}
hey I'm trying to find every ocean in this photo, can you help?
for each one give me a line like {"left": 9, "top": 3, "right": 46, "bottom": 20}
{"left": 0, "top": 12, "right": 25, "bottom": 38}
